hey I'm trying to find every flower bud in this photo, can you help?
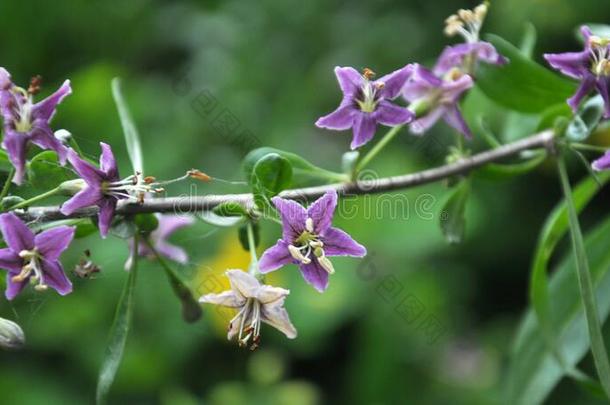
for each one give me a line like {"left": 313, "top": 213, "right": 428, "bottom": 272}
{"left": 0, "top": 317, "right": 25, "bottom": 350}
{"left": 59, "top": 179, "right": 87, "bottom": 196}
{"left": 54, "top": 129, "right": 72, "bottom": 144}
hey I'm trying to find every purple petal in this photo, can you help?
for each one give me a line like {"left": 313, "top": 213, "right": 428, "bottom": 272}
{"left": 544, "top": 51, "right": 589, "bottom": 80}
{"left": 351, "top": 113, "right": 377, "bottom": 149}
{"left": 0, "top": 213, "right": 35, "bottom": 252}
{"left": 334, "top": 66, "right": 362, "bottom": 96}
{"left": 307, "top": 190, "right": 337, "bottom": 234}
{"left": 98, "top": 197, "right": 118, "bottom": 238}
{"left": 299, "top": 260, "right": 329, "bottom": 292}
{"left": 2, "top": 131, "right": 29, "bottom": 185}
{"left": 315, "top": 104, "right": 356, "bottom": 130}
{"left": 35, "top": 226, "right": 75, "bottom": 261}
{"left": 0, "top": 248, "right": 23, "bottom": 272}
{"left": 377, "top": 64, "right": 413, "bottom": 99}
{"left": 259, "top": 239, "right": 294, "bottom": 273}
{"left": 29, "top": 124, "right": 69, "bottom": 164}
{"left": 443, "top": 105, "right": 472, "bottom": 139}
{"left": 322, "top": 227, "right": 366, "bottom": 257}
{"left": 0, "top": 68, "right": 11, "bottom": 89}
{"left": 580, "top": 25, "right": 593, "bottom": 43}
{"left": 60, "top": 187, "right": 103, "bottom": 215}
{"left": 440, "top": 74, "right": 474, "bottom": 103}
{"left": 595, "top": 79, "right": 610, "bottom": 119}
{"left": 271, "top": 196, "right": 307, "bottom": 241}
{"left": 40, "top": 259, "right": 72, "bottom": 296}
{"left": 567, "top": 76, "right": 595, "bottom": 113}
{"left": 154, "top": 215, "right": 195, "bottom": 239}
{"left": 434, "top": 42, "right": 508, "bottom": 76}
{"left": 592, "top": 150, "right": 610, "bottom": 171}
{"left": 32, "top": 80, "right": 71, "bottom": 122}
{"left": 409, "top": 106, "right": 446, "bottom": 135}
{"left": 5, "top": 273, "right": 28, "bottom": 300}
{"left": 402, "top": 65, "right": 441, "bottom": 102}
{"left": 155, "top": 242, "right": 189, "bottom": 264}
{"left": 374, "top": 100, "right": 414, "bottom": 126}
{"left": 99, "top": 142, "right": 118, "bottom": 178}
{"left": 67, "top": 148, "right": 104, "bottom": 185}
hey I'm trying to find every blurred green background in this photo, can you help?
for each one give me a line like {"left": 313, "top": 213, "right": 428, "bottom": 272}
{"left": 1, "top": 0, "right": 610, "bottom": 404}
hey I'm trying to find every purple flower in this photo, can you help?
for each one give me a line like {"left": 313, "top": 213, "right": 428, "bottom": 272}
{"left": 259, "top": 190, "right": 366, "bottom": 292}
{"left": 402, "top": 64, "right": 474, "bottom": 138}
{"left": 315, "top": 66, "right": 414, "bottom": 149}
{"left": 0, "top": 213, "right": 74, "bottom": 300}
{"left": 60, "top": 143, "right": 125, "bottom": 238}
{"left": 0, "top": 68, "right": 71, "bottom": 184}
{"left": 544, "top": 26, "right": 610, "bottom": 118}
{"left": 433, "top": 42, "right": 507, "bottom": 77}
{"left": 592, "top": 150, "right": 610, "bottom": 171}
{"left": 125, "top": 214, "right": 194, "bottom": 270}
{"left": 199, "top": 269, "right": 297, "bottom": 349}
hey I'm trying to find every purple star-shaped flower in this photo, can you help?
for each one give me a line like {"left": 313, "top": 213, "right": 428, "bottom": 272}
{"left": 0, "top": 213, "right": 74, "bottom": 300}
{"left": 544, "top": 26, "right": 610, "bottom": 118}
{"left": 259, "top": 190, "right": 366, "bottom": 292}
{"left": 433, "top": 42, "right": 507, "bottom": 77}
{"left": 402, "top": 64, "right": 474, "bottom": 138}
{"left": 592, "top": 150, "right": 610, "bottom": 171}
{"left": 125, "top": 214, "right": 194, "bottom": 270}
{"left": 0, "top": 68, "right": 71, "bottom": 184}
{"left": 315, "top": 66, "right": 414, "bottom": 149}
{"left": 60, "top": 143, "right": 125, "bottom": 238}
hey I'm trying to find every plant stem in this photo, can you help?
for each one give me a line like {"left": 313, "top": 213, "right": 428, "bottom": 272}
{"left": 557, "top": 153, "right": 610, "bottom": 399}
{"left": 570, "top": 143, "right": 609, "bottom": 153}
{"left": 0, "top": 169, "right": 14, "bottom": 205}
{"left": 246, "top": 222, "right": 258, "bottom": 275}
{"left": 355, "top": 124, "right": 404, "bottom": 175}
{"left": 9, "top": 187, "right": 61, "bottom": 210}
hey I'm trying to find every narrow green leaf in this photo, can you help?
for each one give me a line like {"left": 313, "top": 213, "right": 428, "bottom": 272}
{"left": 213, "top": 201, "right": 249, "bottom": 217}
{"left": 508, "top": 212, "right": 610, "bottom": 404}
{"left": 518, "top": 22, "right": 537, "bottom": 59}
{"left": 439, "top": 180, "right": 469, "bottom": 244}
{"left": 556, "top": 156, "right": 610, "bottom": 399}
{"left": 27, "top": 151, "right": 75, "bottom": 190}
{"left": 0, "top": 150, "right": 13, "bottom": 174}
{"left": 474, "top": 151, "right": 546, "bottom": 180}
{"left": 476, "top": 34, "right": 576, "bottom": 113}
{"left": 111, "top": 78, "right": 144, "bottom": 174}
{"left": 198, "top": 211, "right": 244, "bottom": 227}
{"left": 96, "top": 238, "right": 139, "bottom": 404}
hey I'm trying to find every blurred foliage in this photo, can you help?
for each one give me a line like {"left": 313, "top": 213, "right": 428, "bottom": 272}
{"left": 1, "top": 0, "right": 610, "bottom": 404}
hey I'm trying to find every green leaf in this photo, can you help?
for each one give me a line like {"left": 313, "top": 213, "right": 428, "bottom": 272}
{"left": 112, "top": 78, "right": 143, "bottom": 174}
{"left": 250, "top": 153, "right": 293, "bottom": 211}
{"left": 476, "top": 34, "right": 577, "bottom": 113}
{"left": 238, "top": 222, "right": 259, "bottom": 251}
{"left": 243, "top": 147, "right": 346, "bottom": 185}
{"left": 96, "top": 239, "right": 139, "bottom": 404}
{"left": 518, "top": 22, "right": 537, "bottom": 59}
{"left": 198, "top": 211, "right": 244, "bottom": 227}
{"left": 536, "top": 103, "right": 572, "bottom": 132}
{"left": 474, "top": 152, "right": 546, "bottom": 180}
{"left": 341, "top": 151, "right": 359, "bottom": 176}
{"left": 213, "top": 201, "right": 249, "bottom": 217}
{"left": 566, "top": 96, "right": 605, "bottom": 142}
{"left": 27, "top": 151, "right": 75, "bottom": 190}
{"left": 439, "top": 180, "right": 469, "bottom": 244}
{"left": 109, "top": 219, "right": 136, "bottom": 239}
{"left": 134, "top": 213, "right": 159, "bottom": 234}
{"left": 508, "top": 204, "right": 610, "bottom": 404}
{"left": 0, "top": 150, "right": 13, "bottom": 174}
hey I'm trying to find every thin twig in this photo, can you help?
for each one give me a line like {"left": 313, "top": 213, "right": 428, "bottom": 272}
{"left": 14, "top": 130, "right": 555, "bottom": 223}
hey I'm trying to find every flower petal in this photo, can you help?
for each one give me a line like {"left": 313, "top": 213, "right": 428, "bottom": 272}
{"left": 154, "top": 215, "right": 195, "bottom": 239}
{"left": 60, "top": 187, "right": 103, "bottom": 215}
{"left": 434, "top": 42, "right": 507, "bottom": 76}
{"left": 0, "top": 248, "right": 23, "bottom": 272}
{"left": 443, "top": 105, "right": 473, "bottom": 139}
{"left": 409, "top": 106, "right": 446, "bottom": 135}
{"left": 544, "top": 51, "right": 589, "bottom": 80}
{"left": 256, "top": 284, "right": 291, "bottom": 304}
{"left": 271, "top": 196, "right": 307, "bottom": 241}
{"left": 199, "top": 290, "right": 244, "bottom": 308}
{"left": 98, "top": 197, "right": 118, "bottom": 238}
{"left": 261, "top": 299, "right": 298, "bottom": 339}
{"left": 5, "top": 272, "right": 28, "bottom": 300}
{"left": 322, "top": 227, "right": 367, "bottom": 257}
{"left": 2, "top": 131, "right": 29, "bottom": 185}
{"left": 226, "top": 269, "right": 261, "bottom": 299}
{"left": 351, "top": 113, "right": 377, "bottom": 149}
{"left": 67, "top": 148, "right": 104, "bottom": 185}
{"left": 592, "top": 150, "right": 610, "bottom": 171}
{"left": 374, "top": 100, "right": 414, "bottom": 127}
{"left": 334, "top": 66, "right": 362, "bottom": 96}
{"left": 377, "top": 64, "right": 413, "bottom": 99}
{"left": 402, "top": 64, "right": 442, "bottom": 102}
{"left": 99, "top": 142, "right": 118, "bottom": 179}
{"left": 259, "top": 240, "right": 294, "bottom": 273}
{"left": 0, "top": 213, "right": 35, "bottom": 252}
{"left": 440, "top": 74, "right": 474, "bottom": 103}
{"left": 567, "top": 76, "right": 595, "bottom": 113}
{"left": 40, "top": 259, "right": 72, "bottom": 296}
{"left": 595, "top": 79, "right": 610, "bottom": 119}
{"left": 35, "top": 226, "right": 75, "bottom": 261}
{"left": 29, "top": 124, "right": 69, "bottom": 164}
{"left": 315, "top": 104, "right": 356, "bottom": 130}
{"left": 32, "top": 80, "right": 71, "bottom": 122}
{"left": 299, "top": 260, "right": 330, "bottom": 292}
{"left": 155, "top": 241, "right": 189, "bottom": 264}
{"left": 307, "top": 190, "right": 337, "bottom": 234}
